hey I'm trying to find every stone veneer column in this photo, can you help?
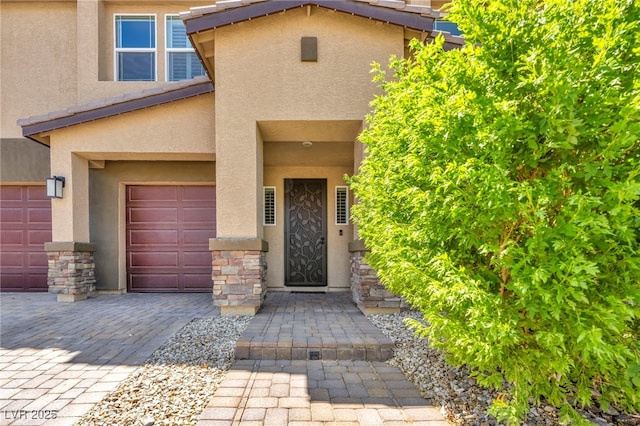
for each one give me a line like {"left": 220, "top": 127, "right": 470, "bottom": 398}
{"left": 349, "top": 239, "right": 403, "bottom": 315}
{"left": 210, "top": 238, "right": 268, "bottom": 316}
{"left": 44, "top": 242, "right": 96, "bottom": 302}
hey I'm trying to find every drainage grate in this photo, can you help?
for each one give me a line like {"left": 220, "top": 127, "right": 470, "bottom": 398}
{"left": 309, "top": 350, "right": 320, "bottom": 360}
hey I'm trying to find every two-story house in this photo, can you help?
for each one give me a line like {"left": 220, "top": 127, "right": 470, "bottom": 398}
{"left": 0, "top": 0, "right": 462, "bottom": 315}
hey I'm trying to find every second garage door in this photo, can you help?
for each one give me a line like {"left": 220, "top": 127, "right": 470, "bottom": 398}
{"left": 126, "top": 185, "right": 216, "bottom": 292}
{"left": 0, "top": 186, "right": 51, "bottom": 292}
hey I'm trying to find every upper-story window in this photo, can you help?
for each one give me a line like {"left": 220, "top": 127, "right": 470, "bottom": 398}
{"left": 115, "top": 15, "right": 156, "bottom": 81}
{"left": 434, "top": 19, "right": 462, "bottom": 36}
{"left": 166, "top": 15, "right": 206, "bottom": 81}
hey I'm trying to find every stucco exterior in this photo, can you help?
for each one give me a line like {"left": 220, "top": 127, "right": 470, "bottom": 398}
{"left": 89, "top": 160, "right": 215, "bottom": 292}
{"left": 3, "top": 0, "right": 461, "bottom": 310}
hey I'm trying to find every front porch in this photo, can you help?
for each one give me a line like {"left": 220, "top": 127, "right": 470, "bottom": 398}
{"left": 234, "top": 291, "right": 395, "bottom": 361}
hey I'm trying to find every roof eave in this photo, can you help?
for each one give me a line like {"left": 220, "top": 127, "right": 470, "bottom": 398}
{"left": 20, "top": 80, "right": 214, "bottom": 138}
{"left": 184, "top": 0, "right": 436, "bottom": 34}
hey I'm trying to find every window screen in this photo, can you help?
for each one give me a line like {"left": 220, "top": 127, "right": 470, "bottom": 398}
{"left": 166, "top": 16, "right": 205, "bottom": 81}
{"left": 115, "top": 15, "right": 156, "bottom": 81}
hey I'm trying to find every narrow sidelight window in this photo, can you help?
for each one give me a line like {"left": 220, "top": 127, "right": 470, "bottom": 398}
{"left": 115, "top": 15, "right": 156, "bottom": 81}
{"left": 336, "top": 186, "right": 349, "bottom": 225}
{"left": 264, "top": 186, "right": 276, "bottom": 226}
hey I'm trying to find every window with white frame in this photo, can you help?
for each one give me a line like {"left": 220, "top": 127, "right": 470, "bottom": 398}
{"left": 166, "top": 15, "right": 206, "bottom": 81}
{"left": 336, "top": 186, "right": 349, "bottom": 225}
{"left": 263, "top": 187, "right": 276, "bottom": 226}
{"left": 115, "top": 15, "right": 156, "bottom": 81}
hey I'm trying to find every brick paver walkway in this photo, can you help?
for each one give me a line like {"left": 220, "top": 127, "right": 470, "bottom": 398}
{"left": 235, "top": 292, "right": 395, "bottom": 361}
{"left": 0, "top": 293, "right": 217, "bottom": 425}
{"left": 1, "top": 292, "right": 449, "bottom": 425}
{"left": 197, "top": 359, "right": 448, "bottom": 425}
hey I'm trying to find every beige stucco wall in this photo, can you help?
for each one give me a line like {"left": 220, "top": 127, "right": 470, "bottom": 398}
{"left": 89, "top": 160, "right": 215, "bottom": 291}
{"left": 0, "top": 139, "right": 50, "bottom": 183}
{"left": 264, "top": 165, "right": 354, "bottom": 291}
{"left": 47, "top": 93, "right": 215, "bottom": 242}
{"left": 0, "top": 1, "right": 78, "bottom": 139}
{"left": 75, "top": 0, "right": 212, "bottom": 103}
{"left": 214, "top": 7, "right": 403, "bottom": 240}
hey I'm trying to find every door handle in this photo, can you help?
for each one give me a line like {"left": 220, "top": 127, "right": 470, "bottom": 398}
{"left": 319, "top": 237, "right": 325, "bottom": 246}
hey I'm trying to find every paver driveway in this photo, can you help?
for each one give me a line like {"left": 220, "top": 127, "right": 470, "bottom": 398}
{"left": 0, "top": 293, "right": 217, "bottom": 425}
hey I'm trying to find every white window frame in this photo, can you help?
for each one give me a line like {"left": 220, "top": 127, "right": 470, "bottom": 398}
{"left": 263, "top": 186, "right": 276, "bottom": 226}
{"left": 114, "top": 14, "right": 157, "bottom": 82}
{"left": 165, "top": 14, "right": 204, "bottom": 82}
{"left": 335, "top": 186, "right": 349, "bottom": 225}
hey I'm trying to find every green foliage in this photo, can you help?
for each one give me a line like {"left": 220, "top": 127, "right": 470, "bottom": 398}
{"left": 348, "top": 0, "right": 640, "bottom": 423}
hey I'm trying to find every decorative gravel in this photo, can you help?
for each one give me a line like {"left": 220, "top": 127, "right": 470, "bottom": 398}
{"left": 74, "top": 308, "right": 638, "bottom": 426}
{"left": 368, "top": 310, "right": 640, "bottom": 426}
{"left": 76, "top": 316, "right": 251, "bottom": 426}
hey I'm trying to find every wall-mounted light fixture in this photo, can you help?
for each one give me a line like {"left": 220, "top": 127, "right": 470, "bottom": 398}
{"left": 302, "top": 141, "right": 313, "bottom": 148}
{"left": 46, "top": 176, "right": 65, "bottom": 198}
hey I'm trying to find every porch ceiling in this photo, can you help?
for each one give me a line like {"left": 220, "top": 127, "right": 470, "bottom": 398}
{"left": 260, "top": 120, "right": 360, "bottom": 167}
{"left": 258, "top": 120, "right": 362, "bottom": 142}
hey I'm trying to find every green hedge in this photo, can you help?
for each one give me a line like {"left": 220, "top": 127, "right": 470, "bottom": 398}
{"left": 349, "top": 0, "right": 640, "bottom": 423}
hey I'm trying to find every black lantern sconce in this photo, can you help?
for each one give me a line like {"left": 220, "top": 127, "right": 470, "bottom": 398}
{"left": 46, "top": 176, "right": 65, "bottom": 198}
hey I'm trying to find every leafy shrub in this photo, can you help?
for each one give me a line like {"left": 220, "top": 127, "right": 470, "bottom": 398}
{"left": 349, "top": 0, "right": 640, "bottom": 423}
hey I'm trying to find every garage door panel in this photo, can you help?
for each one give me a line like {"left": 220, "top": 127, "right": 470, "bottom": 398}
{"left": 126, "top": 185, "right": 215, "bottom": 292}
{"left": 28, "top": 251, "right": 47, "bottom": 266}
{"left": 129, "top": 207, "right": 178, "bottom": 224}
{"left": 130, "top": 252, "right": 178, "bottom": 267}
{"left": 183, "top": 251, "right": 211, "bottom": 267}
{"left": 129, "top": 186, "right": 178, "bottom": 201}
{"left": 183, "top": 230, "right": 213, "bottom": 246}
{"left": 129, "top": 274, "right": 179, "bottom": 291}
{"left": 129, "top": 230, "right": 178, "bottom": 246}
{"left": 26, "top": 186, "right": 47, "bottom": 198}
{"left": 0, "top": 274, "right": 25, "bottom": 291}
{"left": 27, "top": 273, "right": 48, "bottom": 288}
{"left": 28, "top": 208, "right": 52, "bottom": 223}
{"left": 182, "top": 186, "right": 216, "bottom": 200}
{"left": 182, "top": 274, "right": 213, "bottom": 291}
{"left": 0, "top": 187, "right": 23, "bottom": 201}
{"left": 29, "top": 230, "right": 52, "bottom": 245}
{"left": 0, "top": 186, "right": 50, "bottom": 291}
{"left": 0, "top": 208, "right": 24, "bottom": 223}
{"left": 0, "top": 230, "right": 24, "bottom": 245}
{"left": 1, "top": 252, "right": 24, "bottom": 266}
{"left": 183, "top": 207, "right": 216, "bottom": 223}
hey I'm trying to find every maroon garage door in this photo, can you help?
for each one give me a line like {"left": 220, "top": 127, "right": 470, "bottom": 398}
{"left": 0, "top": 186, "right": 51, "bottom": 292}
{"left": 126, "top": 185, "right": 216, "bottom": 292}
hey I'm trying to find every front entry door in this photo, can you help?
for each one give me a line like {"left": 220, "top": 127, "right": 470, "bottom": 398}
{"left": 284, "top": 179, "right": 327, "bottom": 286}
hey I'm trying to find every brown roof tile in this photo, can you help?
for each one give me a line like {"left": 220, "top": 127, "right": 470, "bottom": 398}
{"left": 19, "top": 76, "right": 214, "bottom": 138}
{"left": 182, "top": 0, "right": 444, "bottom": 33}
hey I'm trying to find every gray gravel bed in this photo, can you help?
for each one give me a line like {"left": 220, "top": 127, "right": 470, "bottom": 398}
{"left": 368, "top": 310, "right": 639, "bottom": 426}
{"left": 76, "top": 315, "right": 251, "bottom": 426}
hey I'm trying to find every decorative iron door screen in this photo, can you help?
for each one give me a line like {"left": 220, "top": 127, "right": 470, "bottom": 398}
{"left": 284, "top": 179, "right": 327, "bottom": 286}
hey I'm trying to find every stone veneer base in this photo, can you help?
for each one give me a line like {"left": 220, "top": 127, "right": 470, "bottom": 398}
{"left": 349, "top": 239, "right": 402, "bottom": 315}
{"left": 220, "top": 305, "right": 260, "bottom": 317}
{"left": 211, "top": 238, "right": 268, "bottom": 315}
{"left": 44, "top": 241, "right": 96, "bottom": 303}
{"left": 57, "top": 293, "right": 89, "bottom": 302}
